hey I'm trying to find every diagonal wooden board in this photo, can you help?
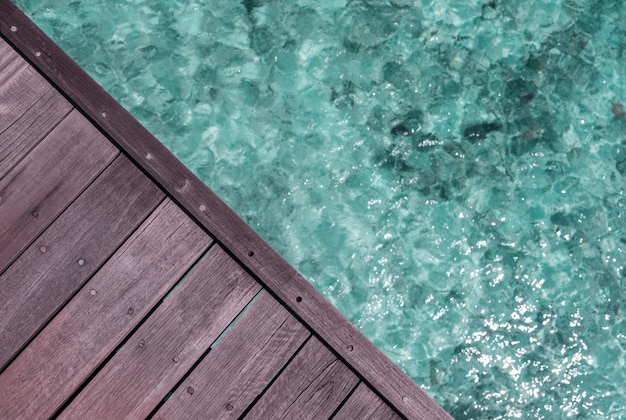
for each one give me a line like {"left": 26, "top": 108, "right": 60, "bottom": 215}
{"left": 61, "top": 246, "right": 262, "bottom": 419}
{"left": 154, "top": 291, "right": 310, "bottom": 419}
{"left": 0, "top": 109, "right": 119, "bottom": 272}
{"left": 0, "top": 155, "right": 164, "bottom": 370}
{"left": 0, "top": 40, "right": 72, "bottom": 180}
{"left": 0, "top": 200, "right": 211, "bottom": 418}
{"left": 335, "top": 382, "right": 402, "bottom": 420}
{"left": 244, "top": 337, "right": 360, "bottom": 419}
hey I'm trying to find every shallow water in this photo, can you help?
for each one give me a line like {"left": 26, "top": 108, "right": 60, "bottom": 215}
{"left": 13, "top": 0, "right": 626, "bottom": 417}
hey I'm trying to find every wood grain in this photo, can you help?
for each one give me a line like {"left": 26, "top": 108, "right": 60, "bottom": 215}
{"left": 0, "top": 35, "right": 17, "bottom": 68}
{"left": 0, "top": 38, "right": 72, "bottom": 180}
{"left": 244, "top": 337, "right": 359, "bottom": 420}
{"left": 0, "top": 87, "right": 72, "bottom": 180}
{"left": 0, "top": 200, "right": 211, "bottom": 418}
{"left": 62, "top": 245, "right": 260, "bottom": 419}
{"left": 334, "top": 382, "right": 401, "bottom": 420}
{"left": 0, "top": 38, "right": 49, "bottom": 131}
{"left": 155, "top": 291, "right": 310, "bottom": 420}
{"left": 0, "top": 108, "right": 118, "bottom": 273}
{"left": 0, "top": 155, "right": 163, "bottom": 371}
{"left": 0, "top": 5, "right": 452, "bottom": 418}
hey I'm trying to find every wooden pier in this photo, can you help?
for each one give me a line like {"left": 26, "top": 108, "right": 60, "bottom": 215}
{"left": 0, "top": 1, "right": 451, "bottom": 418}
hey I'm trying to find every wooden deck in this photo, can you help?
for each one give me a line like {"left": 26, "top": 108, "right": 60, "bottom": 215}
{"left": 0, "top": 2, "right": 451, "bottom": 419}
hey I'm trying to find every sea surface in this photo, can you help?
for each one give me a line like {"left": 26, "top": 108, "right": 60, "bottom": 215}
{"left": 14, "top": 0, "right": 626, "bottom": 417}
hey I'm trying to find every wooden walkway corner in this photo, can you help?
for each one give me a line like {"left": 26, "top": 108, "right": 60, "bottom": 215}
{"left": 0, "top": 1, "right": 452, "bottom": 418}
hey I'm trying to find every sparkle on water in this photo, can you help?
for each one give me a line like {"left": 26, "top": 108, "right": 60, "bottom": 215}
{"left": 13, "top": 0, "right": 626, "bottom": 417}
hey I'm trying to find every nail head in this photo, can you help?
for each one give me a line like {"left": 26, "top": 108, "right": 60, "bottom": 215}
{"left": 40, "top": 246, "right": 47, "bottom": 253}
{"left": 10, "top": 26, "right": 17, "bottom": 32}
{"left": 78, "top": 258, "right": 85, "bottom": 266}
{"left": 90, "top": 289, "right": 97, "bottom": 296}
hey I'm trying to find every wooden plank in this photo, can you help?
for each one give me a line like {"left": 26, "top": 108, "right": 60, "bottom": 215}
{"left": 0, "top": 87, "right": 73, "bottom": 180}
{"left": 0, "top": 200, "right": 211, "bottom": 418}
{"left": 0, "top": 6, "right": 452, "bottom": 418}
{"left": 0, "top": 155, "right": 164, "bottom": 371}
{"left": 0, "top": 108, "right": 118, "bottom": 273}
{"left": 61, "top": 245, "right": 261, "bottom": 419}
{"left": 0, "top": 38, "right": 46, "bottom": 130}
{"left": 0, "top": 38, "right": 72, "bottom": 180}
{"left": 155, "top": 291, "right": 310, "bottom": 420}
{"left": 334, "top": 382, "right": 401, "bottom": 420}
{"left": 0, "top": 35, "right": 22, "bottom": 69}
{"left": 244, "top": 337, "right": 359, "bottom": 419}
{"left": 0, "top": 35, "right": 17, "bottom": 68}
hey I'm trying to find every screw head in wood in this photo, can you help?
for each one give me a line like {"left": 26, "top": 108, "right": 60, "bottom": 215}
{"left": 225, "top": 404, "right": 234, "bottom": 411}
{"left": 138, "top": 339, "right": 145, "bottom": 348}
{"left": 10, "top": 26, "right": 17, "bottom": 32}
{"left": 90, "top": 289, "right": 97, "bottom": 296}
{"left": 40, "top": 246, "right": 47, "bottom": 253}
{"left": 187, "top": 386, "right": 194, "bottom": 395}
{"left": 127, "top": 307, "right": 134, "bottom": 315}
{"left": 32, "top": 210, "right": 39, "bottom": 218}
{"left": 78, "top": 258, "right": 85, "bottom": 266}
{"left": 173, "top": 356, "right": 180, "bottom": 363}
{"left": 346, "top": 345, "right": 354, "bottom": 352}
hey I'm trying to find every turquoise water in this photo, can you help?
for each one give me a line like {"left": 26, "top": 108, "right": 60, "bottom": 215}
{"left": 13, "top": 0, "right": 626, "bottom": 417}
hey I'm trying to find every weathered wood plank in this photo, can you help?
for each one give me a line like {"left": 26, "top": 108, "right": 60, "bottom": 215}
{"left": 0, "top": 87, "right": 73, "bottom": 180}
{"left": 154, "top": 291, "right": 310, "bottom": 420}
{"left": 0, "top": 36, "right": 17, "bottom": 69}
{"left": 0, "top": 6, "right": 452, "bottom": 418}
{"left": 62, "top": 245, "right": 261, "bottom": 419}
{"left": 244, "top": 337, "right": 359, "bottom": 419}
{"left": 0, "top": 35, "right": 22, "bottom": 70}
{"left": 334, "top": 382, "right": 401, "bottom": 420}
{"left": 0, "top": 108, "right": 118, "bottom": 274}
{"left": 0, "top": 200, "right": 211, "bottom": 418}
{"left": 0, "top": 38, "right": 45, "bottom": 129}
{"left": 0, "top": 155, "right": 164, "bottom": 371}
{"left": 0, "top": 38, "right": 72, "bottom": 180}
